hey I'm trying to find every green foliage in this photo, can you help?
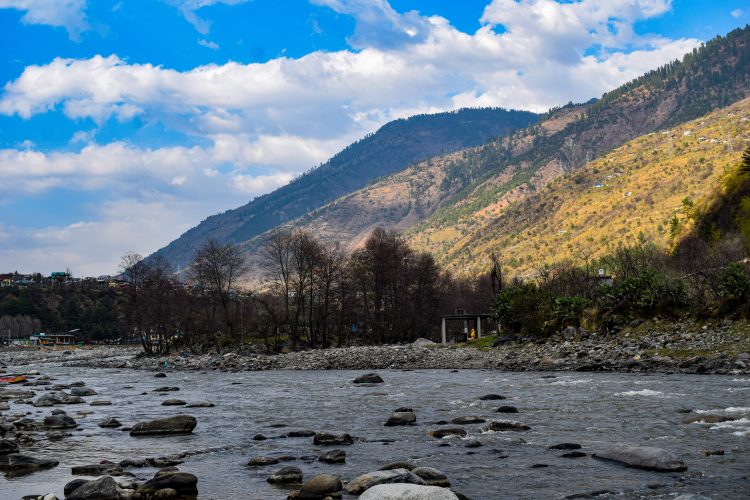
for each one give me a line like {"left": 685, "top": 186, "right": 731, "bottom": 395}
{"left": 491, "top": 283, "right": 551, "bottom": 336}
{"left": 740, "top": 146, "right": 750, "bottom": 175}
{"left": 552, "top": 295, "right": 590, "bottom": 328}
{"left": 718, "top": 263, "right": 750, "bottom": 302}
{"left": 598, "top": 270, "right": 687, "bottom": 318}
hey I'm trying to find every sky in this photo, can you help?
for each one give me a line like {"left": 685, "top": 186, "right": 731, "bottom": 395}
{"left": 0, "top": 0, "right": 747, "bottom": 276}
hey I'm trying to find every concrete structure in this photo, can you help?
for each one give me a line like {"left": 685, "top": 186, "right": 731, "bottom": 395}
{"left": 440, "top": 312, "right": 491, "bottom": 344}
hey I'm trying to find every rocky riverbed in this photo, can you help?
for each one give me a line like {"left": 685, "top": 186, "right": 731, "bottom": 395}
{"left": 2, "top": 319, "right": 748, "bottom": 375}
{"left": 1, "top": 364, "right": 749, "bottom": 499}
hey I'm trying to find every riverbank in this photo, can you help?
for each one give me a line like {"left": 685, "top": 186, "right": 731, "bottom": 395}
{"left": 2, "top": 319, "right": 749, "bottom": 375}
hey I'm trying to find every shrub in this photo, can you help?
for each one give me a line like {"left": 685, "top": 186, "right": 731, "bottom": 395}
{"left": 552, "top": 295, "right": 590, "bottom": 329}
{"left": 597, "top": 270, "right": 687, "bottom": 318}
{"left": 491, "top": 283, "right": 552, "bottom": 337}
{"left": 718, "top": 263, "right": 750, "bottom": 304}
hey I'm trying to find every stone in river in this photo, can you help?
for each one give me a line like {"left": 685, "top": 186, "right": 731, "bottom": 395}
{"left": 71, "top": 463, "right": 125, "bottom": 476}
{"left": 137, "top": 472, "right": 198, "bottom": 497}
{"left": 0, "top": 439, "right": 19, "bottom": 455}
{"left": 267, "top": 466, "right": 303, "bottom": 484}
{"left": 161, "top": 399, "right": 187, "bottom": 406}
{"left": 313, "top": 432, "right": 353, "bottom": 446}
{"left": 548, "top": 443, "right": 582, "bottom": 450}
{"left": 683, "top": 414, "right": 735, "bottom": 424}
{"left": 287, "top": 429, "right": 315, "bottom": 438}
{"left": 186, "top": 402, "right": 214, "bottom": 408}
{"left": 0, "top": 454, "right": 59, "bottom": 477}
{"left": 412, "top": 466, "right": 450, "bottom": 487}
{"left": 61, "top": 395, "right": 85, "bottom": 404}
{"left": 479, "top": 394, "right": 506, "bottom": 400}
{"left": 154, "top": 372, "right": 167, "bottom": 378}
{"left": 67, "top": 476, "right": 127, "bottom": 500}
{"left": 359, "top": 484, "right": 459, "bottom": 500}
{"left": 385, "top": 410, "right": 416, "bottom": 427}
{"left": 43, "top": 414, "right": 77, "bottom": 429}
{"left": 451, "top": 416, "right": 486, "bottom": 425}
{"left": 70, "top": 387, "right": 97, "bottom": 397}
{"left": 319, "top": 449, "right": 346, "bottom": 464}
{"left": 380, "top": 462, "right": 416, "bottom": 471}
{"left": 64, "top": 479, "right": 89, "bottom": 496}
{"left": 298, "top": 473, "right": 342, "bottom": 498}
{"left": 129, "top": 415, "right": 196, "bottom": 436}
{"left": 487, "top": 421, "right": 530, "bottom": 432}
{"left": 592, "top": 443, "right": 687, "bottom": 472}
{"left": 248, "top": 456, "right": 280, "bottom": 466}
{"left": 353, "top": 373, "right": 384, "bottom": 384}
{"left": 90, "top": 401, "right": 112, "bottom": 406}
{"left": 252, "top": 434, "right": 267, "bottom": 441}
{"left": 496, "top": 406, "right": 519, "bottom": 413}
{"left": 345, "top": 468, "right": 425, "bottom": 495}
{"left": 428, "top": 428, "right": 467, "bottom": 439}
{"left": 153, "top": 387, "right": 180, "bottom": 392}
{"left": 561, "top": 451, "right": 587, "bottom": 458}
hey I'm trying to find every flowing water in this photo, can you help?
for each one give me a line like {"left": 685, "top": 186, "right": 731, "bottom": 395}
{"left": 1, "top": 366, "right": 749, "bottom": 500}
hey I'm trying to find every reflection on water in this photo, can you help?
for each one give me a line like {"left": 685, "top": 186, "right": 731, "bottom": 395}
{"left": 2, "top": 367, "right": 749, "bottom": 499}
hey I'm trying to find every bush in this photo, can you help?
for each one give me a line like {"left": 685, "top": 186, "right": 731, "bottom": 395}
{"left": 597, "top": 270, "right": 687, "bottom": 318}
{"left": 718, "top": 263, "right": 750, "bottom": 304}
{"left": 552, "top": 295, "right": 590, "bottom": 329}
{"left": 491, "top": 283, "right": 552, "bottom": 337}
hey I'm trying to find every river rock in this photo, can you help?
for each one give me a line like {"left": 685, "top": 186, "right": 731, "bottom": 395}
{"left": 161, "top": 400, "right": 187, "bottom": 406}
{"left": 313, "top": 432, "right": 353, "bottom": 446}
{"left": 345, "top": 468, "right": 425, "bottom": 495}
{"left": 385, "top": 410, "right": 416, "bottom": 426}
{"left": 34, "top": 392, "right": 65, "bottom": 406}
{"left": 186, "top": 402, "right": 214, "bottom": 408}
{"left": 592, "top": 443, "right": 687, "bottom": 472}
{"left": 319, "top": 449, "right": 346, "bottom": 464}
{"left": 90, "top": 401, "right": 112, "bottom": 406}
{"left": 298, "top": 473, "right": 342, "bottom": 499}
{"left": 43, "top": 414, "right": 77, "bottom": 429}
{"left": 70, "top": 387, "right": 97, "bottom": 397}
{"left": 64, "top": 479, "right": 89, "bottom": 496}
{"left": 353, "top": 373, "right": 384, "bottom": 384}
{"left": 0, "top": 439, "right": 19, "bottom": 455}
{"left": 153, "top": 387, "right": 180, "bottom": 392}
{"left": 684, "top": 414, "right": 735, "bottom": 424}
{"left": 137, "top": 472, "right": 199, "bottom": 497}
{"left": 154, "top": 372, "right": 167, "bottom": 378}
{"left": 287, "top": 429, "right": 315, "bottom": 438}
{"left": 359, "top": 484, "right": 459, "bottom": 500}
{"left": 66, "top": 476, "right": 126, "bottom": 500}
{"left": 62, "top": 396, "right": 85, "bottom": 404}
{"left": 71, "top": 463, "right": 125, "bottom": 476}
{"left": 428, "top": 428, "right": 467, "bottom": 439}
{"left": 451, "top": 416, "right": 485, "bottom": 425}
{"left": 268, "top": 466, "right": 303, "bottom": 484}
{"left": 0, "top": 454, "right": 59, "bottom": 476}
{"left": 487, "top": 421, "right": 530, "bottom": 432}
{"left": 496, "top": 406, "right": 518, "bottom": 413}
{"left": 479, "top": 394, "right": 506, "bottom": 400}
{"left": 549, "top": 443, "right": 582, "bottom": 450}
{"left": 129, "top": 415, "right": 197, "bottom": 436}
{"left": 248, "top": 456, "right": 280, "bottom": 466}
{"left": 412, "top": 467, "right": 450, "bottom": 487}
{"left": 99, "top": 418, "right": 122, "bottom": 428}
{"left": 380, "top": 462, "right": 416, "bottom": 471}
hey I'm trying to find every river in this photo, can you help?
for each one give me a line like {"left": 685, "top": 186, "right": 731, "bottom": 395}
{"left": 1, "top": 366, "right": 749, "bottom": 499}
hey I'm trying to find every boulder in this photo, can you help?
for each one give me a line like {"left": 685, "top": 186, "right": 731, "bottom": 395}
{"left": 353, "top": 373, "right": 384, "bottom": 384}
{"left": 412, "top": 338, "right": 435, "bottom": 346}
{"left": 34, "top": 392, "right": 65, "bottom": 406}
{"left": 64, "top": 479, "right": 89, "bottom": 496}
{"left": 345, "top": 469, "right": 426, "bottom": 495}
{"left": 99, "top": 418, "right": 122, "bottom": 428}
{"left": 495, "top": 406, "right": 518, "bottom": 413}
{"left": 385, "top": 411, "right": 416, "bottom": 427}
{"left": 561, "top": 451, "right": 587, "bottom": 458}
{"left": 427, "top": 428, "right": 467, "bottom": 439}
{"left": 0, "top": 454, "right": 59, "bottom": 477}
{"left": 319, "top": 449, "right": 346, "bottom": 464}
{"left": 298, "top": 473, "right": 342, "bottom": 499}
{"left": 411, "top": 467, "right": 450, "bottom": 487}
{"left": 359, "top": 484, "right": 459, "bottom": 500}
{"left": 313, "top": 432, "right": 353, "bottom": 446}
{"left": 62, "top": 396, "right": 85, "bottom": 404}
{"left": 287, "top": 429, "right": 315, "bottom": 438}
{"left": 154, "top": 372, "right": 167, "bottom": 378}
{"left": 479, "top": 394, "right": 506, "bottom": 401}
{"left": 130, "top": 415, "right": 196, "bottom": 436}
{"left": 0, "top": 439, "right": 19, "bottom": 455}
{"left": 380, "top": 462, "right": 416, "bottom": 471}
{"left": 487, "top": 421, "right": 530, "bottom": 432}
{"left": 43, "top": 414, "right": 77, "bottom": 429}
{"left": 450, "top": 416, "right": 485, "bottom": 425}
{"left": 70, "top": 387, "right": 97, "bottom": 397}
{"left": 267, "top": 466, "right": 303, "bottom": 484}
{"left": 161, "top": 400, "right": 187, "bottom": 406}
{"left": 71, "top": 463, "right": 124, "bottom": 476}
{"left": 137, "top": 472, "right": 198, "bottom": 497}
{"left": 66, "top": 476, "right": 126, "bottom": 500}
{"left": 592, "top": 443, "right": 687, "bottom": 472}
{"left": 548, "top": 443, "right": 582, "bottom": 450}
{"left": 248, "top": 456, "right": 279, "bottom": 466}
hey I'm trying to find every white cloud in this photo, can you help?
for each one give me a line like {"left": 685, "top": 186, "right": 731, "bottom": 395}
{"left": 198, "top": 38, "right": 220, "bottom": 50}
{"left": 166, "top": 0, "right": 252, "bottom": 34}
{"left": 0, "top": 0, "right": 89, "bottom": 40}
{"left": 732, "top": 9, "right": 743, "bottom": 18}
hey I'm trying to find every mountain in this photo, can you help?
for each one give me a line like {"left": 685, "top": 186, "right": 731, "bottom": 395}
{"left": 149, "top": 107, "right": 540, "bottom": 270}
{"left": 265, "top": 25, "right": 750, "bottom": 274}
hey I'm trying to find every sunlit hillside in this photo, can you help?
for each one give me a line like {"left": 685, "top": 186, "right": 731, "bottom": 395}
{"left": 414, "top": 98, "right": 750, "bottom": 277}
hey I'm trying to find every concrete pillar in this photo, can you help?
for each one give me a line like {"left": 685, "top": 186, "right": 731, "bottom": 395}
{"left": 477, "top": 317, "right": 482, "bottom": 338}
{"left": 441, "top": 318, "right": 447, "bottom": 344}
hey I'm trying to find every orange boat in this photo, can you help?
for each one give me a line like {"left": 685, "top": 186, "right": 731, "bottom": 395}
{"left": 0, "top": 375, "right": 27, "bottom": 384}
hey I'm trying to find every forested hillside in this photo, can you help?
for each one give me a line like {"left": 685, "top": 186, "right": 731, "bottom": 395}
{"left": 149, "top": 107, "right": 539, "bottom": 270}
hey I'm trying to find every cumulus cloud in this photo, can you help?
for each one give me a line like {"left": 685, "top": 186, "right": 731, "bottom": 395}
{"left": 166, "top": 0, "right": 252, "bottom": 34}
{"left": 0, "top": 0, "right": 89, "bottom": 39}
{"left": 732, "top": 9, "right": 743, "bottom": 18}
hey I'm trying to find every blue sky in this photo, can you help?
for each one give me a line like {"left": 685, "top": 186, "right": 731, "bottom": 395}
{"left": 0, "top": 0, "right": 747, "bottom": 275}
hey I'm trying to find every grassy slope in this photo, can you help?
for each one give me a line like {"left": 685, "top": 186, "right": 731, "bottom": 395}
{"left": 420, "top": 98, "right": 750, "bottom": 277}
